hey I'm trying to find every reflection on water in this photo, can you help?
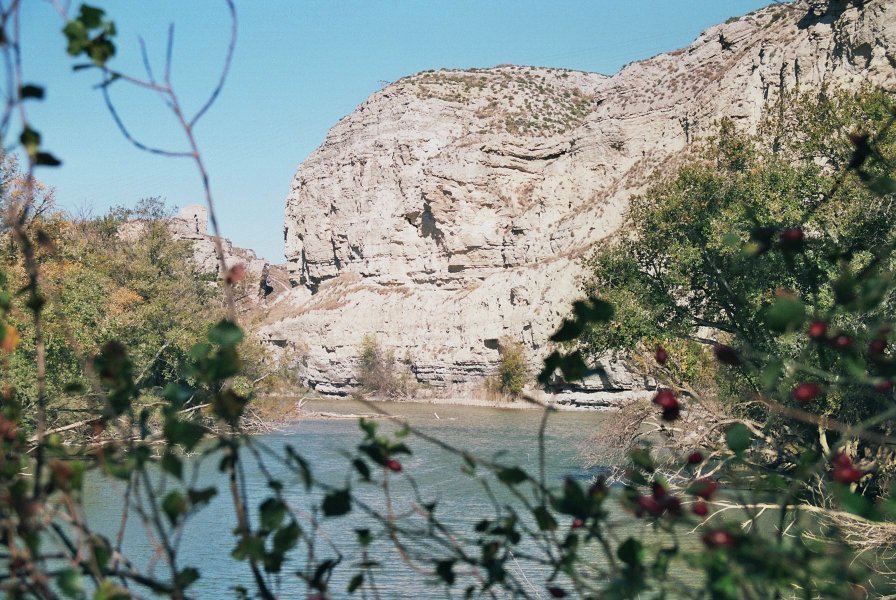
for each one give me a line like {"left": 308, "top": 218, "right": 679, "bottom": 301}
{"left": 81, "top": 399, "right": 620, "bottom": 597}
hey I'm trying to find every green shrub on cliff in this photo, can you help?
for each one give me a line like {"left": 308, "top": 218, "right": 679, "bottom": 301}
{"left": 356, "top": 334, "right": 416, "bottom": 397}
{"left": 498, "top": 337, "right": 528, "bottom": 396}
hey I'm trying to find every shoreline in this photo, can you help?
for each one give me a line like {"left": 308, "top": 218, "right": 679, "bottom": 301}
{"left": 257, "top": 390, "right": 647, "bottom": 425}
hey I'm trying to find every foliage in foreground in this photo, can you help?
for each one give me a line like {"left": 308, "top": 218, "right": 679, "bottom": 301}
{"left": 1, "top": 2, "right": 896, "bottom": 599}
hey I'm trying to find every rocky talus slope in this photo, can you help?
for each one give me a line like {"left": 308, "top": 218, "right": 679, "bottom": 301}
{"left": 261, "top": 0, "right": 896, "bottom": 401}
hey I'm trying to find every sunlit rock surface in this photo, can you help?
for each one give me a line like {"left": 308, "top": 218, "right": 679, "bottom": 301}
{"left": 262, "top": 0, "right": 896, "bottom": 399}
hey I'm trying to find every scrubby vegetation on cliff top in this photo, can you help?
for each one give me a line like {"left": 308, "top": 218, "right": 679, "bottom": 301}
{"left": 406, "top": 67, "right": 596, "bottom": 136}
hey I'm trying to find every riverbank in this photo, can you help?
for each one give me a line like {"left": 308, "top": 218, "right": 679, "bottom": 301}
{"left": 255, "top": 389, "right": 651, "bottom": 428}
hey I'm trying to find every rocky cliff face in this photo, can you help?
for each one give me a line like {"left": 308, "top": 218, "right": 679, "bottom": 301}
{"left": 261, "top": 0, "right": 896, "bottom": 399}
{"left": 168, "top": 205, "right": 291, "bottom": 308}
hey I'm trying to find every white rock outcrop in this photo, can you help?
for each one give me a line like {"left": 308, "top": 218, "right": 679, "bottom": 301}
{"left": 168, "top": 205, "right": 291, "bottom": 307}
{"left": 262, "top": 0, "right": 896, "bottom": 398}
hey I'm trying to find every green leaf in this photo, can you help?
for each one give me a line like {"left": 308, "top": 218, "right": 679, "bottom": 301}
{"left": 20, "top": 126, "right": 40, "bottom": 156}
{"left": 274, "top": 520, "right": 302, "bottom": 554}
{"left": 759, "top": 359, "right": 783, "bottom": 390}
{"left": 35, "top": 152, "right": 62, "bottom": 167}
{"left": 538, "top": 351, "right": 562, "bottom": 385}
{"left": 90, "top": 536, "right": 112, "bottom": 568}
{"left": 163, "top": 418, "right": 205, "bottom": 451}
{"left": 573, "top": 297, "right": 614, "bottom": 322}
{"left": 868, "top": 175, "right": 896, "bottom": 195}
{"left": 436, "top": 560, "right": 456, "bottom": 585}
{"left": 64, "top": 381, "right": 87, "bottom": 394}
{"left": 355, "top": 528, "right": 373, "bottom": 547}
{"left": 725, "top": 423, "right": 751, "bottom": 455}
{"left": 549, "top": 318, "right": 585, "bottom": 342}
{"left": 496, "top": 466, "right": 528, "bottom": 485}
{"left": 259, "top": 498, "right": 287, "bottom": 531}
{"left": 92, "top": 580, "right": 129, "bottom": 600}
{"left": 63, "top": 20, "right": 88, "bottom": 55}
{"left": 835, "top": 485, "right": 879, "bottom": 520}
{"left": 617, "top": 537, "right": 643, "bottom": 566}
{"left": 721, "top": 233, "right": 741, "bottom": 248}
{"left": 628, "top": 447, "right": 655, "bottom": 472}
{"left": 353, "top": 458, "right": 371, "bottom": 481}
{"left": 176, "top": 567, "right": 200, "bottom": 588}
{"left": 231, "top": 536, "right": 265, "bottom": 561}
{"left": 212, "top": 389, "right": 248, "bottom": 424}
{"left": 273, "top": 520, "right": 301, "bottom": 554}
{"left": 56, "top": 568, "right": 84, "bottom": 599}
{"left": 160, "top": 451, "right": 183, "bottom": 480}
{"left": 347, "top": 573, "right": 364, "bottom": 594}
{"left": 87, "top": 38, "right": 115, "bottom": 67}
{"left": 162, "top": 491, "right": 187, "bottom": 525}
{"left": 209, "top": 319, "right": 244, "bottom": 347}
{"left": 322, "top": 488, "right": 351, "bottom": 517}
{"left": 765, "top": 297, "right": 806, "bottom": 333}
{"left": 78, "top": 5, "right": 105, "bottom": 29}
{"left": 187, "top": 486, "right": 217, "bottom": 507}
{"left": 557, "top": 350, "right": 588, "bottom": 382}
{"left": 533, "top": 505, "right": 558, "bottom": 531}
{"left": 285, "top": 446, "right": 313, "bottom": 490}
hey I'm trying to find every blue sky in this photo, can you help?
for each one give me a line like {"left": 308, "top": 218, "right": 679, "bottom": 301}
{"left": 22, "top": 1, "right": 774, "bottom": 262}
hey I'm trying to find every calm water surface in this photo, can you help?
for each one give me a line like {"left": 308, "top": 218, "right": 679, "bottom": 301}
{"left": 82, "top": 400, "right": 638, "bottom": 598}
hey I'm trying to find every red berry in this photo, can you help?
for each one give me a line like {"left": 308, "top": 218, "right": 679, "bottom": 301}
{"left": 832, "top": 452, "right": 853, "bottom": 469}
{"left": 636, "top": 495, "right": 664, "bottom": 518}
{"left": 655, "top": 345, "right": 668, "bottom": 365}
{"left": 652, "top": 389, "right": 681, "bottom": 421}
{"left": 661, "top": 495, "right": 682, "bottom": 516}
{"left": 651, "top": 482, "right": 667, "bottom": 499}
{"left": 869, "top": 339, "right": 887, "bottom": 354}
{"left": 791, "top": 382, "right": 822, "bottom": 403}
{"left": 692, "top": 500, "right": 709, "bottom": 516}
{"left": 833, "top": 335, "right": 853, "bottom": 350}
{"left": 224, "top": 263, "right": 247, "bottom": 284}
{"left": 653, "top": 389, "right": 676, "bottom": 409}
{"left": 875, "top": 380, "right": 894, "bottom": 393}
{"left": 690, "top": 478, "right": 718, "bottom": 500}
{"left": 807, "top": 320, "right": 828, "bottom": 339}
{"left": 702, "top": 529, "right": 735, "bottom": 548}
{"left": 0, "top": 416, "right": 17, "bottom": 441}
{"left": 571, "top": 517, "right": 584, "bottom": 529}
{"left": 385, "top": 459, "right": 402, "bottom": 473}
{"left": 833, "top": 466, "right": 864, "bottom": 484}
{"left": 713, "top": 344, "right": 742, "bottom": 366}
{"left": 779, "top": 227, "right": 805, "bottom": 251}
{"left": 687, "top": 451, "right": 704, "bottom": 465}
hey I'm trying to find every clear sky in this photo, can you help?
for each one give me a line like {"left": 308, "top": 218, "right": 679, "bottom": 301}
{"left": 22, "top": 1, "right": 775, "bottom": 262}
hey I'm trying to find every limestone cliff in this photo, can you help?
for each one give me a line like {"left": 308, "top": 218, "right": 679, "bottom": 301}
{"left": 262, "top": 0, "right": 896, "bottom": 399}
{"left": 169, "top": 205, "right": 290, "bottom": 308}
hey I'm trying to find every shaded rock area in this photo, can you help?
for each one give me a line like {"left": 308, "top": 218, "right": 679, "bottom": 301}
{"left": 259, "top": 0, "right": 896, "bottom": 399}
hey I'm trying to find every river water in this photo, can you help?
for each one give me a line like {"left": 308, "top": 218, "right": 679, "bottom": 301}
{"left": 80, "top": 399, "right": 638, "bottom": 598}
